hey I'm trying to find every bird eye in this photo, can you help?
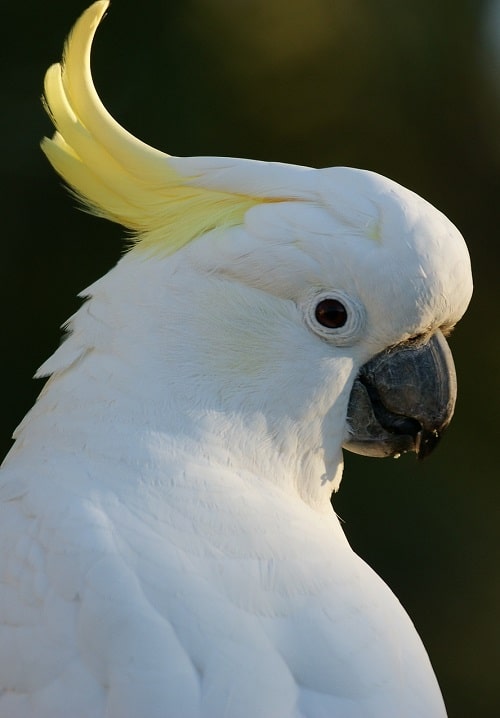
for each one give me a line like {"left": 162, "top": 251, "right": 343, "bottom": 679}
{"left": 304, "top": 290, "right": 365, "bottom": 346}
{"left": 304, "top": 287, "right": 366, "bottom": 347}
{"left": 315, "top": 298, "right": 348, "bottom": 329}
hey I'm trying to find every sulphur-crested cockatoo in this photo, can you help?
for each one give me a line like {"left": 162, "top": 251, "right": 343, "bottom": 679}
{"left": 0, "top": 3, "right": 472, "bottom": 717}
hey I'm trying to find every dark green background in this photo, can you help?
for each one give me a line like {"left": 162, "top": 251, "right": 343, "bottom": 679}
{"left": 2, "top": 1, "right": 499, "bottom": 715}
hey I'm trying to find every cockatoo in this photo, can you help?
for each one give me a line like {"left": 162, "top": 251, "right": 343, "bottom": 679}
{"left": 0, "top": 3, "right": 472, "bottom": 717}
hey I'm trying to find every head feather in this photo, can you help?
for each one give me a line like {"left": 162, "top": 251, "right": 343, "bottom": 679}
{"left": 41, "top": 1, "right": 267, "bottom": 255}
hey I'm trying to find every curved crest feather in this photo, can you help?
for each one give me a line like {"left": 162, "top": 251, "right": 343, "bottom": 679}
{"left": 41, "top": 1, "right": 264, "bottom": 254}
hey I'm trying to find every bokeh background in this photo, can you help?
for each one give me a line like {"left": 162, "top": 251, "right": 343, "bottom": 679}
{"left": 2, "top": 0, "right": 499, "bottom": 715}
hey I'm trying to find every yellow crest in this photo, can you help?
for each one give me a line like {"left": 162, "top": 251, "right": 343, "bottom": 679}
{"left": 41, "top": 1, "right": 265, "bottom": 255}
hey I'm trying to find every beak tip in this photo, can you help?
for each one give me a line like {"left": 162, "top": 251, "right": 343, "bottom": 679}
{"left": 415, "top": 428, "right": 442, "bottom": 461}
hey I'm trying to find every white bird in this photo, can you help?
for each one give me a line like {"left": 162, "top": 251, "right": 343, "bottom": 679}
{"left": 0, "top": 3, "right": 472, "bottom": 717}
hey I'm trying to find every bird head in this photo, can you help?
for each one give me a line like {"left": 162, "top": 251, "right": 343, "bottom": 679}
{"left": 38, "top": 1, "right": 472, "bottom": 502}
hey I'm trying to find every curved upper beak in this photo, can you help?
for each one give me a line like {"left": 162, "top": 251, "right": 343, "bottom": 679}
{"left": 343, "top": 329, "right": 457, "bottom": 460}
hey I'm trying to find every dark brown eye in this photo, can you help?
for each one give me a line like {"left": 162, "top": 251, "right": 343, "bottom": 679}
{"left": 315, "top": 298, "right": 348, "bottom": 329}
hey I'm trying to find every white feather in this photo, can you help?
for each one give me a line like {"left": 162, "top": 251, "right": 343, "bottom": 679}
{"left": 0, "top": 3, "right": 473, "bottom": 717}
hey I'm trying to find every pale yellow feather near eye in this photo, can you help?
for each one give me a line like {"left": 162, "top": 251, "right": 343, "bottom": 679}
{"left": 41, "top": 0, "right": 264, "bottom": 255}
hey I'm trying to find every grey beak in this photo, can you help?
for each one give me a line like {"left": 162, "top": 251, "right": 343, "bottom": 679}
{"left": 343, "top": 330, "right": 457, "bottom": 460}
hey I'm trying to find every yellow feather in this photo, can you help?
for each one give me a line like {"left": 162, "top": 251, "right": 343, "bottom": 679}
{"left": 41, "top": 1, "right": 263, "bottom": 255}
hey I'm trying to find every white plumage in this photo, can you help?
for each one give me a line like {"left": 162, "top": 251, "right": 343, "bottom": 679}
{"left": 0, "top": 3, "right": 472, "bottom": 717}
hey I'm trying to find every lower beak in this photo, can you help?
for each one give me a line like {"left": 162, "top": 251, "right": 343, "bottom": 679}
{"left": 343, "top": 329, "right": 457, "bottom": 460}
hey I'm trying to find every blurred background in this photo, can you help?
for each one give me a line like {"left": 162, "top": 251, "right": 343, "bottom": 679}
{"left": 1, "top": 0, "right": 499, "bottom": 715}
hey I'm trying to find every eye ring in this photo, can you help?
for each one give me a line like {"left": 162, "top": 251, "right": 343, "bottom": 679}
{"left": 304, "top": 290, "right": 365, "bottom": 346}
